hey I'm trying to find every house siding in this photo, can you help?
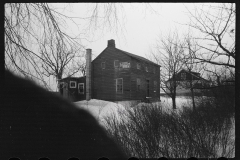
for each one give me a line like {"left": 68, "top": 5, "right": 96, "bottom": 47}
{"left": 92, "top": 47, "right": 132, "bottom": 101}
{"left": 130, "top": 57, "right": 160, "bottom": 101}
{"left": 92, "top": 47, "right": 160, "bottom": 102}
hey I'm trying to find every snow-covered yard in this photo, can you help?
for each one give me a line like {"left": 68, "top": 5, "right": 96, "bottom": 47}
{"left": 74, "top": 96, "right": 207, "bottom": 124}
{"left": 74, "top": 97, "right": 235, "bottom": 158}
{"left": 74, "top": 99, "right": 130, "bottom": 126}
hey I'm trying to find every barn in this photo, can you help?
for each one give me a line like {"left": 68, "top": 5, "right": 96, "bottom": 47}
{"left": 59, "top": 39, "right": 160, "bottom": 103}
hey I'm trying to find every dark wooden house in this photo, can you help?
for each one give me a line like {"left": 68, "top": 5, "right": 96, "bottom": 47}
{"left": 166, "top": 69, "right": 210, "bottom": 89}
{"left": 59, "top": 39, "right": 160, "bottom": 102}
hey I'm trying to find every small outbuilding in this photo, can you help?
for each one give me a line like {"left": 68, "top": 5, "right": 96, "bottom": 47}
{"left": 59, "top": 76, "right": 86, "bottom": 102}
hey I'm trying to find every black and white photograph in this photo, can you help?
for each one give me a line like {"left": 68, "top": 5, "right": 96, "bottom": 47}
{"left": 3, "top": 3, "right": 236, "bottom": 159}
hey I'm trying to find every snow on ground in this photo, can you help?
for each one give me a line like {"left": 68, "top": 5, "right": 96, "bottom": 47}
{"left": 74, "top": 97, "right": 193, "bottom": 120}
{"left": 74, "top": 99, "right": 129, "bottom": 126}
{"left": 75, "top": 97, "right": 235, "bottom": 157}
{"left": 74, "top": 96, "right": 193, "bottom": 125}
{"left": 160, "top": 96, "right": 192, "bottom": 107}
{"left": 132, "top": 96, "right": 195, "bottom": 114}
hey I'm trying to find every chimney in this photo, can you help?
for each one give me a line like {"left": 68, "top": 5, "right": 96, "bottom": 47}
{"left": 86, "top": 49, "right": 92, "bottom": 101}
{"left": 107, "top": 39, "right": 115, "bottom": 48}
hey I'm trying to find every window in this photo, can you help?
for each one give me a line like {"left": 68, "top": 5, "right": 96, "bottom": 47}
{"left": 153, "top": 67, "right": 156, "bottom": 74}
{"left": 181, "top": 73, "right": 186, "bottom": 80}
{"left": 145, "top": 66, "right": 148, "bottom": 72}
{"left": 70, "top": 81, "right": 76, "bottom": 88}
{"left": 137, "top": 78, "right": 141, "bottom": 91}
{"left": 120, "top": 62, "right": 130, "bottom": 68}
{"left": 114, "top": 60, "right": 119, "bottom": 68}
{"left": 137, "top": 63, "right": 141, "bottom": 69}
{"left": 116, "top": 78, "right": 123, "bottom": 93}
{"left": 154, "top": 81, "right": 157, "bottom": 91}
{"left": 78, "top": 83, "right": 84, "bottom": 94}
{"left": 101, "top": 62, "right": 105, "bottom": 69}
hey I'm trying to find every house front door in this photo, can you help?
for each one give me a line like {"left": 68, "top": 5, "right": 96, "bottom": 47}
{"left": 146, "top": 80, "right": 150, "bottom": 97}
{"left": 63, "top": 83, "right": 68, "bottom": 98}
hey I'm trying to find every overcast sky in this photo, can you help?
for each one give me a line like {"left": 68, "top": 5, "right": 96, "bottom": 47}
{"left": 50, "top": 3, "right": 200, "bottom": 59}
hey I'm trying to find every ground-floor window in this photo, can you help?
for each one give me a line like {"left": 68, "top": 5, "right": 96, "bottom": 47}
{"left": 116, "top": 78, "right": 123, "bottom": 93}
{"left": 137, "top": 78, "right": 141, "bottom": 91}
{"left": 78, "top": 83, "right": 84, "bottom": 94}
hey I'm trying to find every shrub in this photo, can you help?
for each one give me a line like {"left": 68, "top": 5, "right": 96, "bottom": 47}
{"left": 103, "top": 100, "right": 235, "bottom": 158}
{"left": 202, "top": 85, "right": 235, "bottom": 116}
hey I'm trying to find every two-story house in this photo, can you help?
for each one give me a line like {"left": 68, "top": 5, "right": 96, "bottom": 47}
{"left": 59, "top": 39, "right": 160, "bottom": 102}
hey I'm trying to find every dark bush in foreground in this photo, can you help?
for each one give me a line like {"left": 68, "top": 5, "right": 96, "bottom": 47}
{"left": 202, "top": 85, "right": 235, "bottom": 116}
{"left": 103, "top": 100, "right": 235, "bottom": 158}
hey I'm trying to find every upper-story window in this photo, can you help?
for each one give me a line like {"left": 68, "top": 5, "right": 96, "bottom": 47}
{"left": 70, "top": 81, "right": 77, "bottom": 88}
{"left": 114, "top": 60, "right": 119, "bottom": 68}
{"left": 145, "top": 66, "right": 148, "bottom": 72}
{"left": 153, "top": 67, "right": 156, "bottom": 74}
{"left": 101, "top": 62, "right": 105, "bottom": 69}
{"left": 120, "top": 62, "right": 131, "bottom": 68}
{"left": 181, "top": 73, "right": 186, "bottom": 80}
{"left": 137, "top": 63, "right": 141, "bottom": 70}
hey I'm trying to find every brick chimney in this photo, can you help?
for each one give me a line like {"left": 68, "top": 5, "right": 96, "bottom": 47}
{"left": 86, "top": 49, "right": 92, "bottom": 101}
{"left": 107, "top": 39, "right": 115, "bottom": 48}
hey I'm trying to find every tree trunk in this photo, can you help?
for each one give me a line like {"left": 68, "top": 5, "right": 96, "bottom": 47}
{"left": 190, "top": 87, "right": 196, "bottom": 111}
{"left": 172, "top": 94, "right": 177, "bottom": 109}
{"left": 189, "top": 78, "right": 196, "bottom": 111}
{"left": 56, "top": 73, "right": 63, "bottom": 92}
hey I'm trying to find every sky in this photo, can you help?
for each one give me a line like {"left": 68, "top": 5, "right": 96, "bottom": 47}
{"left": 15, "top": 3, "right": 233, "bottom": 91}
{"left": 50, "top": 3, "right": 196, "bottom": 60}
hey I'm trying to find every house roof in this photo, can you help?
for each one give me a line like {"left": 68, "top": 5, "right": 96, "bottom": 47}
{"left": 115, "top": 48, "right": 160, "bottom": 67}
{"left": 167, "top": 69, "right": 209, "bottom": 82}
{"left": 92, "top": 39, "right": 160, "bottom": 67}
{"left": 59, "top": 76, "right": 85, "bottom": 81}
{"left": 93, "top": 46, "right": 160, "bottom": 67}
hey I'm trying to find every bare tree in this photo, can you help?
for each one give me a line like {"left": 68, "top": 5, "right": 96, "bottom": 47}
{"left": 183, "top": 3, "right": 236, "bottom": 108}
{"left": 152, "top": 31, "right": 185, "bottom": 109}
{"left": 39, "top": 34, "right": 85, "bottom": 91}
{"left": 185, "top": 3, "right": 235, "bottom": 69}
{"left": 204, "top": 65, "right": 235, "bottom": 87}
{"left": 180, "top": 34, "right": 206, "bottom": 110}
{"left": 4, "top": 3, "right": 82, "bottom": 90}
